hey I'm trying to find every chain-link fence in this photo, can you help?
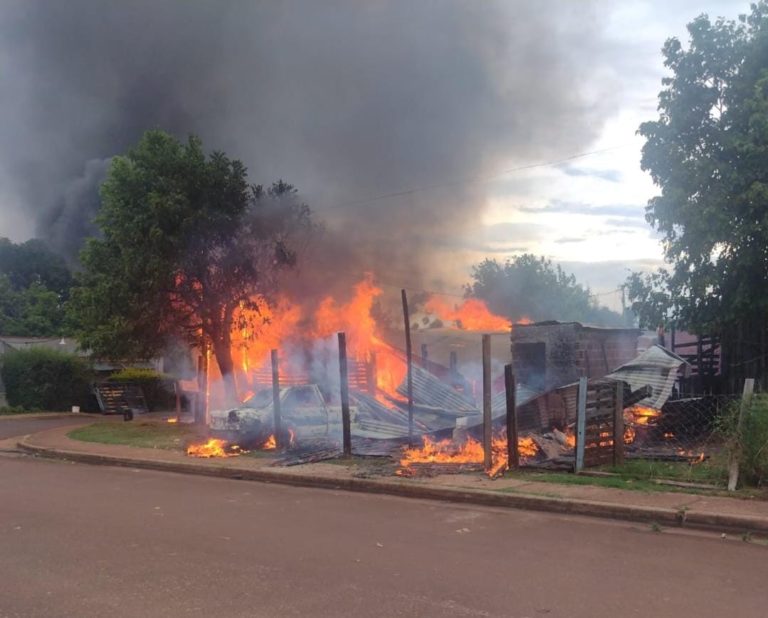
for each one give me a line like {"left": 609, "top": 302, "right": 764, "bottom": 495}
{"left": 623, "top": 394, "right": 738, "bottom": 462}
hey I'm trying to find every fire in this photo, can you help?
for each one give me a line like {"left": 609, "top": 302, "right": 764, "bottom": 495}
{"left": 312, "top": 274, "right": 407, "bottom": 401}
{"left": 424, "top": 297, "right": 511, "bottom": 331}
{"left": 564, "top": 429, "right": 576, "bottom": 448}
{"left": 166, "top": 418, "right": 179, "bottom": 424}
{"left": 186, "top": 438, "right": 244, "bottom": 458}
{"left": 626, "top": 405, "right": 661, "bottom": 425}
{"left": 398, "top": 433, "right": 539, "bottom": 477}
{"left": 262, "top": 434, "right": 277, "bottom": 450}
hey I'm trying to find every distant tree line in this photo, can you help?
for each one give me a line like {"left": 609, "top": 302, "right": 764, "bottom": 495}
{"left": 465, "top": 254, "right": 628, "bottom": 327}
{"left": 0, "top": 238, "right": 71, "bottom": 337}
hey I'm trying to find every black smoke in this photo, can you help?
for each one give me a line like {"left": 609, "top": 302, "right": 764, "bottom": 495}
{"left": 0, "top": 0, "right": 620, "bottom": 289}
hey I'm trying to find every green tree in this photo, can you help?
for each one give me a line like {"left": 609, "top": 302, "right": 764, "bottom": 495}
{"left": 0, "top": 238, "right": 72, "bottom": 296}
{"left": 68, "top": 130, "right": 313, "bottom": 403}
{"left": 465, "top": 254, "right": 625, "bottom": 326}
{"left": 0, "top": 275, "right": 66, "bottom": 337}
{"left": 631, "top": 3, "right": 768, "bottom": 381}
{"left": 0, "top": 238, "right": 71, "bottom": 337}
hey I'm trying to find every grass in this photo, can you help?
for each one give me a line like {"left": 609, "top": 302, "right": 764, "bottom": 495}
{"left": 502, "top": 454, "right": 768, "bottom": 499}
{"left": 509, "top": 471, "right": 671, "bottom": 493}
{"left": 600, "top": 456, "right": 729, "bottom": 485}
{"left": 68, "top": 421, "right": 201, "bottom": 450}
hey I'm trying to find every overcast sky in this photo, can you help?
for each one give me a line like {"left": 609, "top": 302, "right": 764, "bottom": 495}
{"left": 0, "top": 1, "right": 750, "bottom": 308}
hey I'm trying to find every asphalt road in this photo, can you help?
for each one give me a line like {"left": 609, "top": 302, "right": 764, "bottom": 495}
{"left": 0, "top": 455, "right": 766, "bottom": 618}
{"left": 0, "top": 415, "right": 92, "bottom": 441}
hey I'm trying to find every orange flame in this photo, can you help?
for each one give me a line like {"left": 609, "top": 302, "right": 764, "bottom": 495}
{"left": 424, "top": 297, "right": 511, "bottom": 331}
{"left": 166, "top": 418, "right": 179, "bottom": 424}
{"left": 186, "top": 438, "right": 245, "bottom": 458}
{"left": 312, "top": 274, "right": 406, "bottom": 401}
{"left": 262, "top": 434, "right": 277, "bottom": 450}
{"left": 399, "top": 433, "right": 538, "bottom": 477}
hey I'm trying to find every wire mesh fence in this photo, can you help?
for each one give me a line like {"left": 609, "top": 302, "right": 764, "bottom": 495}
{"left": 623, "top": 394, "right": 738, "bottom": 462}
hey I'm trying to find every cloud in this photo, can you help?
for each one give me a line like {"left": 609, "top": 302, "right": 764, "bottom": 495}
{"left": 554, "top": 236, "right": 586, "bottom": 244}
{"left": 520, "top": 200, "right": 646, "bottom": 218}
{"left": 558, "top": 165, "right": 623, "bottom": 183}
{"left": 604, "top": 217, "right": 651, "bottom": 229}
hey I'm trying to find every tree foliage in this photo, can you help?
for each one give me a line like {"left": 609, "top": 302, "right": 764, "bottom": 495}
{"left": 465, "top": 254, "right": 625, "bottom": 326}
{"left": 632, "top": 3, "right": 768, "bottom": 335}
{"left": 68, "top": 130, "right": 314, "bottom": 402}
{"left": 0, "top": 238, "right": 71, "bottom": 336}
{"left": 0, "top": 238, "right": 72, "bottom": 296}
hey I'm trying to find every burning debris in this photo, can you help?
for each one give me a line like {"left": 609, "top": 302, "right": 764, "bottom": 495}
{"left": 397, "top": 433, "right": 540, "bottom": 478}
{"left": 186, "top": 438, "right": 246, "bottom": 458}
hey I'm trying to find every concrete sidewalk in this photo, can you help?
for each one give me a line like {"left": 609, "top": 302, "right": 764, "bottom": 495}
{"left": 17, "top": 423, "right": 768, "bottom": 536}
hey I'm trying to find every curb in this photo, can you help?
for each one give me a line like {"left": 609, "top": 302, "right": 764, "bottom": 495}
{"left": 18, "top": 440, "right": 768, "bottom": 536}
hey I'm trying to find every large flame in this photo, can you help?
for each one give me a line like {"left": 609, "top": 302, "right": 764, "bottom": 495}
{"left": 186, "top": 438, "right": 245, "bottom": 458}
{"left": 312, "top": 274, "right": 406, "bottom": 400}
{"left": 425, "top": 297, "right": 511, "bottom": 331}
{"left": 398, "top": 433, "right": 538, "bottom": 477}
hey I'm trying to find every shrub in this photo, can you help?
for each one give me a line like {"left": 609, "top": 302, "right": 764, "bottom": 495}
{"left": 1, "top": 348, "right": 92, "bottom": 411}
{"left": 108, "top": 367, "right": 176, "bottom": 411}
{"left": 718, "top": 394, "right": 768, "bottom": 487}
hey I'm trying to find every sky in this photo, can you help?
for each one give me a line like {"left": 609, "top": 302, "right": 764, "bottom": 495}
{"left": 0, "top": 0, "right": 751, "bottom": 310}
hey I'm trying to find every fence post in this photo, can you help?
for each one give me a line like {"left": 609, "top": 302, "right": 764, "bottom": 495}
{"left": 270, "top": 349, "right": 282, "bottom": 448}
{"left": 504, "top": 364, "right": 519, "bottom": 469}
{"left": 337, "top": 332, "right": 352, "bottom": 457}
{"left": 613, "top": 381, "right": 625, "bottom": 466}
{"left": 728, "top": 378, "right": 755, "bottom": 491}
{"left": 401, "top": 289, "right": 415, "bottom": 446}
{"left": 575, "top": 377, "right": 587, "bottom": 472}
{"left": 482, "top": 335, "right": 492, "bottom": 470}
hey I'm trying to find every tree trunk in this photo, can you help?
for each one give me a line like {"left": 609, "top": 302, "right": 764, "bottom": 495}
{"left": 212, "top": 335, "right": 238, "bottom": 407}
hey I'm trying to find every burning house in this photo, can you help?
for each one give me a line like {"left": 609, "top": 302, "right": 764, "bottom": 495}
{"left": 184, "top": 275, "right": 709, "bottom": 476}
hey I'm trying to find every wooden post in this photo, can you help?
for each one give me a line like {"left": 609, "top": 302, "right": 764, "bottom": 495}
{"left": 504, "top": 364, "right": 519, "bottom": 469}
{"left": 203, "top": 344, "right": 211, "bottom": 426}
{"left": 338, "top": 332, "right": 352, "bottom": 457}
{"left": 401, "top": 290, "right": 414, "bottom": 446}
{"left": 271, "top": 349, "right": 282, "bottom": 448}
{"left": 195, "top": 354, "right": 205, "bottom": 424}
{"left": 575, "top": 377, "right": 587, "bottom": 472}
{"left": 421, "top": 343, "right": 429, "bottom": 368}
{"left": 449, "top": 351, "right": 458, "bottom": 373}
{"left": 482, "top": 334, "right": 492, "bottom": 470}
{"left": 728, "top": 378, "right": 755, "bottom": 491}
{"left": 612, "top": 381, "right": 624, "bottom": 466}
{"left": 174, "top": 381, "right": 181, "bottom": 419}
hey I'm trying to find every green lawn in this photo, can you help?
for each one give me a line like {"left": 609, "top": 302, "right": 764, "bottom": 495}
{"left": 503, "top": 453, "right": 767, "bottom": 499}
{"left": 68, "top": 421, "right": 201, "bottom": 450}
{"left": 601, "top": 457, "right": 729, "bottom": 485}
{"left": 509, "top": 471, "right": 673, "bottom": 493}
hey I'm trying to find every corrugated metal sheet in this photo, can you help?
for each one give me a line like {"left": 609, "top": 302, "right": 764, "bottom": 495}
{"left": 606, "top": 345, "right": 688, "bottom": 409}
{"left": 397, "top": 364, "right": 478, "bottom": 413}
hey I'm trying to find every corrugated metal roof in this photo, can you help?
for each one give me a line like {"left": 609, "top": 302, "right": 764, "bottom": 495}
{"left": 397, "top": 364, "right": 478, "bottom": 413}
{"left": 606, "top": 344, "right": 688, "bottom": 409}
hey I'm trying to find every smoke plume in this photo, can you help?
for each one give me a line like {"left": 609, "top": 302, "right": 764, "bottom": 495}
{"left": 0, "top": 1, "right": 620, "bottom": 292}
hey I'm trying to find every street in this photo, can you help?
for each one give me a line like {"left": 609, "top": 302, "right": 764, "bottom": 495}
{"left": 0, "top": 454, "right": 766, "bottom": 618}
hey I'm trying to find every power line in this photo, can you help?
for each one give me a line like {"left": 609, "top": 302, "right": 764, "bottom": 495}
{"left": 324, "top": 144, "right": 633, "bottom": 211}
